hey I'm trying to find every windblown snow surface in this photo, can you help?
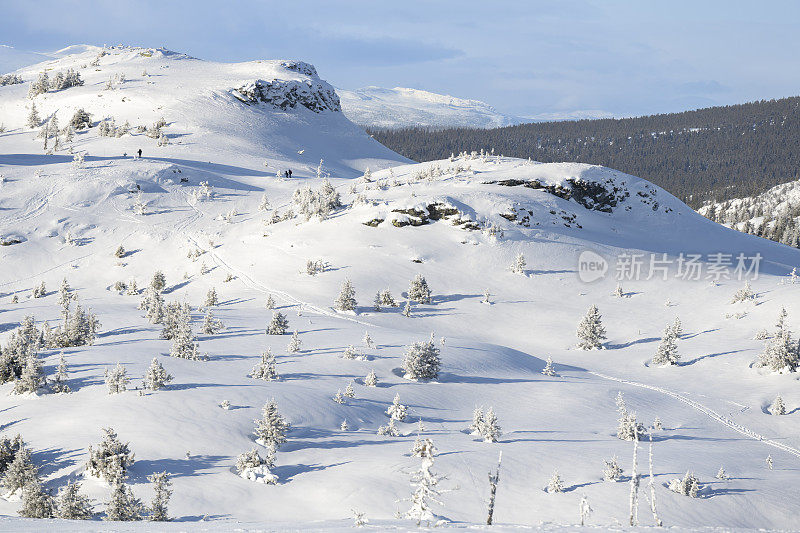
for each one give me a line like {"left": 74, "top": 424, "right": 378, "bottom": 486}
{"left": 1, "top": 46, "right": 800, "bottom": 531}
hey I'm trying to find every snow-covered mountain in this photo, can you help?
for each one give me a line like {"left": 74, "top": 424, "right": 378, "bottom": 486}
{"left": 338, "top": 86, "right": 525, "bottom": 129}
{"left": 1, "top": 46, "right": 800, "bottom": 531}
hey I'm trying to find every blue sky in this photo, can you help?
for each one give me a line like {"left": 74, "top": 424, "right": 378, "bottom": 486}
{"left": 2, "top": 0, "right": 799, "bottom": 118}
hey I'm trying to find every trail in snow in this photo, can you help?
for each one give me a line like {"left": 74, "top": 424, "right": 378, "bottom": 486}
{"left": 590, "top": 370, "right": 800, "bottom": 459}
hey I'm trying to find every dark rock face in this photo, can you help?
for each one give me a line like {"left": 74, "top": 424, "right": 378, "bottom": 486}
{"left": 234, "top": 78, "right": 341, "bottom": 113}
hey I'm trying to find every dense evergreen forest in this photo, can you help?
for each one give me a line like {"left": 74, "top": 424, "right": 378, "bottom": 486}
{"left": 369, "top": 96, "right": 800, "bottom": 207}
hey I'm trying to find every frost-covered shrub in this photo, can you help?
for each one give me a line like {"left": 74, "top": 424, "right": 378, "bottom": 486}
{"left": 402, "top": 334, "right": 441, "bottom": 380}
{"left": 730, "top": 281, "right": 756, "bottom": 303}
{"left": 377, "top": 419, "right": 399, "bottom": 436}
{"left": 235, "top": 448, "right": 277, "bottom": 484}
{"left": 2, "top": 445, "right": 37, "bottom": 495}
{"left": 86, "top": 428, "right": 134, "bottom": 484}
{"left": 668, "top": 472, "right": 701, "bottom": 497}
{"left": 0, "top": 73, "right": 23, "bottom": 86}
{"left": 379, "top": 289, "right": 397, "bottom": 307}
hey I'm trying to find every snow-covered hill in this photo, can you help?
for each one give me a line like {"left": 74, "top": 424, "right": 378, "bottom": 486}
{"left": 1, "top": 46, "right": 800, "bottom": 531}
{"left": 338, "top": 86, "right": 525, "bottom": 129}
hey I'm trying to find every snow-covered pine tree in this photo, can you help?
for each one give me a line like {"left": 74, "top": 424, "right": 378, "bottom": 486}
{"left": 267, "top": 312, "right": 289, "bottom": 335}
{"left": 408, "top": 274, "right": 432, "bottom": 304}
{"left": 32, "top": 281, "right": 47, "bottom": 298}
{"left": 403, "top": 301, "right": 412, "bottom": 317}
{"left": 250, "top": 350, "right": 279, "bottom": 381}
{"left": 613, "top": 283, "right": 624, "bottom": 298}
{"left": 56, "top": 480, "right": 93, "bottom": 519}
{"left": 387, "top": 393, "right": 408, "bottom": 421}
{"left": 114, "top": 245, "right": 126, "bottom": 258}
{"left": 769, "top": 395, "right": 786, "bottom": 415}
{"left": 104, "top": 480, "right": 144, "bottom": 521}
{"left": 776, "top": 307, "right": 788, "bottom": 334}
{"left": 469, "top": 407, "right": 485, "bottom": 435}
{"left": 546, "top": 470, "right": 564, "bottom": 493}
{"left": 105, "top": 363, "right": 129, "bottom": 394}
{"left": 143, "top": 358, "right": 173, "bottom": 391}
{"left": 757, "top": 326, "right": 799, "bottom": 372}
{"left": 335, "top": 279, "right": 357, "bottom": 311}
{"left": 363, "top": 331, "right": 374, "bottom": 349}
{"left": 603, "top": 456, "right": 623, "bottom": 481}
{"left": 150, "top": 271, "right": 166, "bottom": 293}
{"left": 51, "top": 352, "right": 71, "bottom": 393}
{"left": 380, "top": 289, "right": 397, "bottom": 307}
{"left": 235, "top": 447, "right": 277, "bottom": 484}
{"left": 402, "top": 334, "right": 441, "bottom": 380}
{"left": 668, "top": 472, "right": 701, "bottom": 497}
{"left": 404, "top": 438, "right": 443, "bottom": 524}
{"left": 254, "top": 399, "right": 290, "bottom": 449}
{"left": 287, "top": 330, "right": 301, "bottom": 353}
{"left": 377, "top": 418, "right": 399, "bottom": 436}
{"left": 510, "top": 253, "right": 526, "bottom": 275}
{"left": 715, "top": 466, "right": 729, "bottom": 480}
{"left": 147, "top": 471, "right": 172, "bottom": 521}
{"left": 480, "top": 408, "right": 501, "bottom": 443}
{"left": 201, "top": 308, "right": 224, "bottom": 335}
{"left": 576, "top": 305, "right": 606, "bottom": 350}
{"left": 341, "top": 419, "right": 350, "bottom": 431}
{"left": 730, "top": 281, "right": 756, "bottom": 303}
{"left": 204, "top": 287, "right": 218, "bottom": 307}
{"left": 333, "top": 389, "right": 346, "bottom": 404}
{"left": 13, "top": 350, "right": 45, "bottom": 395}
{"left": 616, "top": 392, "right": 645, "bottom": 441}
{"left": 651, "top": 324, "right": 680, "bottom": 366}
{"left": 86, "top": 428, "right": 134, "bottom": 484}
{"left": 671, "top": 316, "right": 683, "bottom": 338}
{"left": 170, "top": 309, "right": 201, "bottom": 360}
{"left": 265, "top": 294, "right": 276, "bottom": 309}
{"left": 27, "top": 102, "right": 41, "bottom": 128}
{"left": 2, "top": 446, "right": 38, "bottom": 496}
{"left": 18, "top": 477, "right": 55, "bottom": 518}
{"left": 541, "top": 356, "right": 557, "bottom": 376}
{"left": 344, "top": 380, "right": 355, "bottom": 398}
{"left": 372, "top": 292, "right": 382, "bottom": 312}
{"left": 364, "top": 369, "right": 378, "bottom": 387}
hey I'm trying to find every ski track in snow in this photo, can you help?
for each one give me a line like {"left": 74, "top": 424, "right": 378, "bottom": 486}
{"left": 590, "top": 370, "right": 800, "bottom": 459}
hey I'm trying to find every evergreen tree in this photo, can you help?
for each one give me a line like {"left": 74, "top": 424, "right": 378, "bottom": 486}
{"left": 613, "top": 283, "right": 624, "bottom": 298}
{"left": 651, "top": 324, "right": 680, "bottom": 366}
{"left": 2, "top": 446, "right": 38, "bottom": 495}
{"left": 147, "top": 471, "right": 172, "bottom": 521}
{"left": 576, "top": 305, "right": 606, "bottom": 350}
{"left": 668, "top": 472, "right": 701, "bottom": 497}
{"left": 541, "top": 356, "right": 557, "bottom": 376}
{"left": 267, "top": 312, "right": 289, "bottom": 335}
{"left": 603, "top": 456, "right": 624, "bottom": 481}
{"left": 104, "top": 480, "right": 144, "bottom": 521}
{"left": 363, "top": 331, "right": 374, "bottom": 348}
{"left": 170, "top": 309, "right": 201, "bottom": 360}
{"left": 114, "top": 245, "right": 126, "bottom": 258}
{"left": 480, "top": 408, "right": 502, "bottom": 443}
{"left": 266, "top": 294, "right": 275, "bottom": 309}
{"left": 404, "top": 438, "right": 443, "bottom": 524}
{"left": 408, "top": 274, "right": 432, "bottom": 304}
{"left": 387, "top": 393, "right": 408, "bottom": 421}
{"left": 254, "top": 399, "right": 290, "bottom": 449}
{"left": 26, "top": 102, "right": 41, "bottom": 128}
{"left": 13, "top": 350, "right": 45, "bottom": 394}
{"left": 250, "top": 350, "right": 279, "bottom": 381}
{"left": 287, "top": 330, "right": 301, "bottom": 353}
{"left": 546, "top": 470, "right": 564, "bottom": 493}
{"left": 402, "top": 334, "right": 441, "bottom": 380}
{"left": 364, "top": 370, "right": 378, "bottom": 387}
{"left": 510, "top": 253, "right": 526, "bottom": 275}
{"left": 469, "top": 407, "right": 485, "bottom": 435}
{"left": 18, "top": 478, "right": 55, "bottom": 518}
{"left": 105, "top": 363, "right": 129, "bottom": 394}
{"left": 143, "top": 358, "right": 173, "bottom": 391}
{"left": 373, "top": 291, "right": 382, "bottom": 311}
{"left": 201, "top": 309, "right": 224, "bottom": 335}
{"left": 86, "top": 428, "right": 134, "bottom": 484}
{"left": 380, "top": 289, "right": 397, "bottom": 307}
{"left": 769, "top": 395, "right": 786, "bottom": 415}
{"left": 204, "top": 287, "right": 218, "bottom": 307}
{"left": 377, "top": 418, "right": 399, "bottom": 436}
{"left": 758, "top": 327, "right": 799, "bottom": 372}
{"left": 335, "top": 279, "right": 357, "bottom": 311}
{"left": 51, "top": 352, "right": 71, "bottom": 393}
{"left": 150, "top": 271, "right": 166, "bottom": 293}
{"left": 403, "top": 301, "right": 412, "bottom": 317}
{"left": 56, "top": 480, "right": 93, "bottom": 519}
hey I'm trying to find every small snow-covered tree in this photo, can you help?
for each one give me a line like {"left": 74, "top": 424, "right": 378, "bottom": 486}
{"left": 27, "top": 102, "right": 41, "bottom": 128}
{"left": 402, "top": 334, "right": 441, "bottom": 380}
{"left": 56, "top": 480, "right": 93, "bottom": 520}
{"left": 254, "top": 399, "right": 290, "bottom": 449}
{"left": 32, "top": 281, "right": 47, "bottom": 299}
{"left": 541, "top": 356, "right": 557, "bottom": 376}
{"left": 267, "top": 312, "right": 289, "bottom": 335}
{"left": 150, "top": 271, "right": 166, "bottom": 293}
{"left": 408, "top": 274, "right": 432, "bottom": 304}
{"left": 114, "top": 245, "right": 126, "bottom": 258}
{"left": 769, "top": 395, "right": 786, "bottom": 415}
{"left": 2, "top": 446, "right": 38, "bottom": 495}
{"left": 613, "top": 283, "right": 624, "bottom": 298}
{"left": 87, "top": 428, "right": 134, "bottom": 484}
{"left": 546, "top": 470, "right": 564, "bottom": 493}
{"left": 469, "top": 407, "right": 485, "bottom": 435}
{"left": 651, "top": 324, "right": 680, "bottom": 366}
{"left": 235, "top": 447, "right": 277, "bottom": 484}
{"left": 342, "top": 344, "right": 360, "bottom": 360}
{"left": 333, "top": 389, "right": 346, "bottom": 404}
{"left": 576, "top": 305, "right": 606, "bottom": 350}
{"left": 143, "top": 358, "right": 172, "bottom": 391}
{"left": 250, "top": 350, "right": 279, "bottom": 381}
{"left": 671, "top": 316, "right": 683, "bottom": 338}
{"left": 170, "top": 310, "right": 201, "bottom": 360}
{"left": 13, "top": 351, "right": 45, "bottom": 395}
{"left": 18, "top": 477, "right": 55, "bottom": 518}
{"left": 380, "top": 289, "right": 397, "bottom": 307}
{"left": 715, "top": 467, "right": 729, "bottom": 480}
{"left": 204, "top": 287, "right": 218, "bottom": 307}
{"left": 364, "top": 370, "right": 378, "bottom": 387}
{"left": 287, "top": 330, "right": 301, "bottom": 353}
{"left": 147, "top": 471, "right": 172, "bottom": 522}
{"left": 265, "top": 294, "right": 275, "bottom": 309}
{"left": 730, "top": 281, "right": 756, "bottom": 303}
{"left": 403, "top": 438, "right": 443, "bottom": 524}
{"left": 510, "top": 253, "right": 526, "bottom": 275}
{"left": 105, "top": 363, "right": 129, "bottom": 394}
{"left": 616, "top": 392, "right": 645, "bottom": 441}
{"left": 480, "top": 408, "right": 501, "bottom": 443}
{"left": 335, "top": 279, "right": 357, "bottom": 311}
{"left": 603, "top": 456, "right": 623, "bottom": 481}
{"left": 387, "top": 393, "right": 408, "bottom": 422}
{"left": 104, "top": 480, "right": 144, "bottom": 521}
{"left": 344, "top": 380, "right": 355, "bottom": 398}
{"left": 49, "top": 353, "right": 70, "bottom": 393}
{"left": 201, "top": 309, "right": 224, "bottom": 335}
{"left": 403, "top": 301, "right": 412, "bottom": 317}
{"left": 377, "top": 418, "right": 399, "bottom": 436}
{"left": 758, "top": 327, "right": 799, "bottom": 372}
{"left": 363, "top": 331, "right": 374, "bottom": 348}
{"left": 668, "top": 472, "right": 701, "bottom": 497}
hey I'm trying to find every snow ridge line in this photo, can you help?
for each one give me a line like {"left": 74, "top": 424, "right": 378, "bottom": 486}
{"left": 589, "top": 370, "right": 800, "bottom": 459}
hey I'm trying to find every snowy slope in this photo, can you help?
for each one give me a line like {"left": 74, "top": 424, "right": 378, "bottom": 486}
{"left": 1, "top": 46, "right": 800, "bottom": 531}
{"left": 338, "top": 86, "right": 524, "bottom": 129}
